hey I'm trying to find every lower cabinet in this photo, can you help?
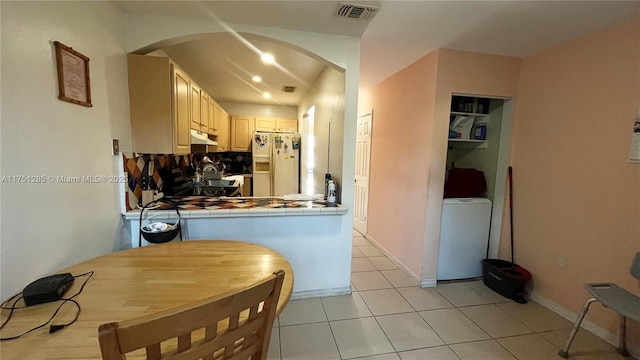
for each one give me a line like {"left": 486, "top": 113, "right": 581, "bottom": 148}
{"left": 241, "top": 178, "right": 251, "bottom": 197}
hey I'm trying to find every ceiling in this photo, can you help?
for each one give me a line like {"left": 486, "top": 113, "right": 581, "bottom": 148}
{"left": 161, "top": 33, "right": 327, "bottom": 106}
{"left": 115, "top": 1, "right": 640, "bottom": 106}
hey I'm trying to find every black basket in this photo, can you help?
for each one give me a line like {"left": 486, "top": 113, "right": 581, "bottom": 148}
{"left": 139, "top": 201, "right": 182, "bottom": 246}
{"left": 141, "top": 221, "right": 180, "bottom": 244}
{"left": 482, "top": 259, "right": 531, "bottom": 303}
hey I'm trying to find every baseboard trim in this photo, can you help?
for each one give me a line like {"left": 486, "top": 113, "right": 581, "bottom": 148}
{"left": 531, "top": 291, "right": 640, "bottom": 359}
{"left": 421, "top": 279, "right": 437, "bottom": 287}
{"left": 364, "top": 234, "right": 429, "bottom": 287}
{"left": 291, "top": 287, "right": 351, "bottom": 300}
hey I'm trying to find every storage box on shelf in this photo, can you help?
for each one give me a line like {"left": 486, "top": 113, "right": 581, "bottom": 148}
{"left": 449, "top": 95, "right": 490, "bottom": 149}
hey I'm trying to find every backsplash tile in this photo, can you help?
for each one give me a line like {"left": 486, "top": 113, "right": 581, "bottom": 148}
{"left": 122, "top": 151, "right": 252, "bottom": 211}
{"left": 122, "top": 153, "right": 192, "bottom": 210}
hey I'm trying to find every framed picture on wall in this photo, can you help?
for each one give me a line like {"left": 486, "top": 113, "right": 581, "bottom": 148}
{"left": 54, "top": 41, "right": 92, "bottom": 107}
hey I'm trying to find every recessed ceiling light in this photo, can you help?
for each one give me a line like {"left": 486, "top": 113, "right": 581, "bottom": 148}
{"left": 261, "top": 53, "right": 275, "bottom": 64}
{"left": 252, "top": 75, "right": 262, "bottom": 83}
{"left": 262, "top": 92, "right": 271, "bottom": 99}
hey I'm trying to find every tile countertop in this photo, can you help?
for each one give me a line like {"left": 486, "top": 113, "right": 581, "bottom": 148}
{"left": 123, "top": 196, "right": 347, "bottom": 220}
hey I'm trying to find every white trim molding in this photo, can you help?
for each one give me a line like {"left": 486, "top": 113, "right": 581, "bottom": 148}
{"left": 365, "top": 234, "right": 430, "bottom": 287}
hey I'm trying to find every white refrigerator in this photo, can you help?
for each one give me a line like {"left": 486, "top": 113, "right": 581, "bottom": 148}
{"left": 252, "top": 132, "right": 300, "bottom": 196}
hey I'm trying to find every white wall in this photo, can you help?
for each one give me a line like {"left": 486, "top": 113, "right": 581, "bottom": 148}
{"left": 0, "top": 1, "right": 131, "bottom": 298}
{"left": 1, "top": 4, "right": 360, "bottom": 299}
{"left": 298, "top": 67, "right": 347, "bottom": 198}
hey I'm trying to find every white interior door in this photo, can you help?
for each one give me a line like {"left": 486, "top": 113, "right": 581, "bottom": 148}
{"left": 354, "top": 111, "right": 372, "bottom": 235}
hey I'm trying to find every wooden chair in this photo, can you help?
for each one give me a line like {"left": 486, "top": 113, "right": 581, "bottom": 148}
{"left": 98, "top": 270, "right": 285, "bottom": 360}
{"left": 558, "top": 253, "right": 640, "bottom": 358}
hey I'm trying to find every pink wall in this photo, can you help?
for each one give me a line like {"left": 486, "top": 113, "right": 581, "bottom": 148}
{"left": 362, "top": 50, "right": 439, "bottom": 277}
{"left": 423, "top": 50, "right": 521, "bottom": 279}
{"left": 361, "top": 49, "right": 521, "bottom": 281}
{"left": 508, "top": 17, "right": 640, "bottom": 344}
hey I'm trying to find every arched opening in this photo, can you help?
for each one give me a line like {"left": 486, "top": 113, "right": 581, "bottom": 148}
{"left": 125, "top": 32, "right": 345, "bottom": 204}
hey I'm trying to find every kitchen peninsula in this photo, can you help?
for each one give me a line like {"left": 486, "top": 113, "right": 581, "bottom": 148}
{"left": 122, "top": 196, "right": 349, "bottom": 300}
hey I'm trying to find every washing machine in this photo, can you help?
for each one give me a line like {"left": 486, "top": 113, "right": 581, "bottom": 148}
{"left": 437, "top": 197, "right": 492, "bottom": 280}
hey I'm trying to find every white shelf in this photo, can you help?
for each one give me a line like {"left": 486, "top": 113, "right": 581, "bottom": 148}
{"left": 448, "top": 138, "right": 488, "bottom": 149}
{"left": 449, "top": 138, "right": 484, "bottom": 143}
{"left": 451, "top": 111, "right": 489, "bottom": 117}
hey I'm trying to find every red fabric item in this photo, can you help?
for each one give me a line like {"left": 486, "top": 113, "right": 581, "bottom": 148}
{"left": 444, "top": 167, "right": 487, "bottom": 198}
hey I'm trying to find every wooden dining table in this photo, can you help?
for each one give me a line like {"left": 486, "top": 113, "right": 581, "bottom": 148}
{"left": 0, "top": 240, "right": 294, "bottom": 360}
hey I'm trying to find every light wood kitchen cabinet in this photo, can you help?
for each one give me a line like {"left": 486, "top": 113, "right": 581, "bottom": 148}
{"left": 254, "top": 116, "right": 298, "bottom": 133}
{"left": 207, "top": 97, "right": 217, "bottom": 134}
{"left": 255, "top": 117, "right": 276, "bottom": 132}
{"left": 276, "top": 118, "right": 298, "bottom": 133}
{"left": 200, "top": 92, "right": 210, "bottom": 134}
{"left": 241, "top": 177, "right": 251, "bottom": 196}
{"left": 230, "top": 115, "right": 255, "bottom": 151}
{"left": 172, "top": 67, "right": 191, "bottom": 153}
{"left": 215, "top": 103, "right": 230, "bottom": 151}
{"left": 127, "top": 54, "right": 191, "bottom": 155}
{"left": 190, "top": 82, "right": 202, "bottom": 131}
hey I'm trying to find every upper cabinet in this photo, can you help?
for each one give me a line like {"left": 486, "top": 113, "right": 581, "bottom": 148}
{"left": 215, "top": 103, "right": 230, "bottom": 151}
{"left": 207, "top": 97, "right": 217, "bottom": 134}
{"left": 254, "top": 117, "right": 298, "bottom": 133}
{"left": 230, "top": 115, "right": 255, "bottom": 151}
{"left": 127, "top": 54, "right": 191, "bottom": 155}
{"left": 200, "top": 91, "right": 210, "bottom": 134}
{"left": 255, "top": 117, "right": 276, "bottom": 132}
{"left": 190, "top": 82, "right": 202, "bottom": 131}
{"left": 172, "top": 67, "right": 191, "bottom": 154}
{"left": 276, "top": 118, "right": 298, "bottom": 133}
{"left": 128, "top": 54, "right": 234, "bottom": 154}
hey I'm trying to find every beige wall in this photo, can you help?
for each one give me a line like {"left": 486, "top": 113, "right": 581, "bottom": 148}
{"left": 363, "top": 51, "right": 439, "bottom": 278}
{"left": 507, "top": 17, "right": 640, "bottom": 345}
{"left": 1, "top": 1, "right": 131, "bottom": 298}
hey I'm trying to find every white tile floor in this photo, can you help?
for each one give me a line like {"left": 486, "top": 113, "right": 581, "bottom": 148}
{"left": 267, "top": 230, "right": 633, "bottom": 360}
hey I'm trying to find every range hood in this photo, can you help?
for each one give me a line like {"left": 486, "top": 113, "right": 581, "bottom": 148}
{"left": 190, "top": 129, "right": 218, "bottom": 146}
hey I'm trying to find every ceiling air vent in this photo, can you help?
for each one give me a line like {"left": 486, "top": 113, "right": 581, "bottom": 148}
{"left": 282, "top": 85, "right": 296, "bottom": 93}
{"left": 335, "top": 2, "right": 379, "bottom": 21}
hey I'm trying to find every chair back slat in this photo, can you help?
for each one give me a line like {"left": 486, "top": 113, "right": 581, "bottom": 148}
{"left": 177, "top": 333, "right": 192, "bottom": 352}
{"left": 631, "top": 252, "right": 640, "bottom": 280}
{"left": 98, "top": 270, "right": 285, "bottom": 360}
{"left": 145, "top": 344, "right": 161, "bottom": 360}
